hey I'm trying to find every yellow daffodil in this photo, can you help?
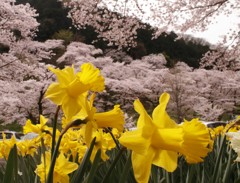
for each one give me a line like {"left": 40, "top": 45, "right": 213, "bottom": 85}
{"left": 36, "top": 152, "right": 78, "bottom": 183}
{"left": 45, "top": 63, "right": 105, "bottom": 119}
{"left": 17, "top": 139, "right": 39, "bottom": 157}
{"left": 224, "top": 121, "right": 240, "bottom": 133}
{"left": 0, "top": 134, "right": 17, "bottom": 159}
{"left": 23, "top": 115, "right": 51, "bottom": 136}
{"left": 119, "top": 92, "right": 211, "bottom": 183}
{"left": 59, "top": 128, "right": 87, "bottom": 162}
{"left": 209, "top": 118, "right": 240, "bottom": 140}
{"left": 70, "top": 93, "right": 125, "bottom": 148}
{"left": 111, "top": 128, "right": 122, "bottom": 138}
{"left": 91, "top": 128, "right": 116, "bottom": 161}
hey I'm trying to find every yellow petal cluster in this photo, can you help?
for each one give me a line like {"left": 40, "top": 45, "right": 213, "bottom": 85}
{"left": 36, "top": 152, "right": 78, "bottom": 183}
{"left": 0, "top": 134, "right": 17, "bottom": 159}
{"left": 45, "top": 63, "right": 105, "bottom": 119}
{"left": 23, "top": 115, "right": 51, "bottom": 136}
{"left": 119, "top": 92, "right": 211, "bottom": 183}
{"left": 68, "top": 93, "right": 125, "bottom": 148}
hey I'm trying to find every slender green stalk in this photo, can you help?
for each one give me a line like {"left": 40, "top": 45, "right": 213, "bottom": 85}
{"left": 47, "top": 119, "right": 86, "bottom": 183}
{"left": 222, "top": 147, "right": 233, "bottom": 183}
{"left": 210, "top": 135, "right": 226, "bottom": 183}
{"left": 105, "top": 128, "right": 121, "bottom": 150}
{"left": 51, "top": 106, "right": 60, "bottom": 158}
{"left": 71, "top": 137, "right": 97, "bottom": 183}
{"left": 101, "top": 147, "right": 126, "bottom": 183}
{"left": 165, "top": 169, "right": 171, "bottom": 183}
{"left": 85, "top": 149, "right": 102, "bottom": 183}
{"left": 46, "top": 134, "right": 63, "bottom": 183}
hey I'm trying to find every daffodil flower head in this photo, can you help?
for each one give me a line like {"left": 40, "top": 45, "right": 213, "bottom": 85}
{"left": 17, "top": 139, "right": 39, "bottom": 157}
{"left": 90, "top": 129, "right": 116, "bottom": 161}
{"left": 0, "top": 134, "right": 17, "bottom": 159}
{"left": 36, "top": 152, "right": 78, "bottom": 183}
{"left": 23, "top": 115, "right": 51, "bottom": 136}
{"left": 59, "top": 128, "right": 86, "bottom": 161}
{"left": 224, "top": 121, "right": 240, "bottom": 133}
{"left": 45, "top": 63, "right": 105, "bottom": 119}
{"left": 119, "top": 92, "right": 212, "bottom": 183}
{"left": 66, "top": 92, "right": 125, "bottom": 148}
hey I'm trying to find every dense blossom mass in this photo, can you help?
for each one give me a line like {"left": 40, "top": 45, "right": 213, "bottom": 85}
{"left": 1, "top": 41, "right": 240, "bottom": 124}
{"left": 1, "top": 0, "right": 239, "bottom": 124}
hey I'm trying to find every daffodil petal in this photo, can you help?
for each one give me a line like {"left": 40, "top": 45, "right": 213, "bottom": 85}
{"left": 133, "top": 99, "right": 154, "bottom": 137}
{"left": 23, "top": 119, "right": 40, "bottom": 134}
{"left": 58, "top": 153, "right": 78, "bottom": 174}
{"left": 49, "top": 66, "right": 75, "bottom": 87}
{"left": 45, "top": 83, "right": 66, "bottom": 105}
{"left": 39, "top": 115, "right": 48, "bottom": 126}
{"left": 78, "top": 63, "right": 105, "bottom": 92}
{"left": 62, "top": 96, "right": 82, "bottom": 119}
{"left": 181, "top": 119, "right": 211, "bottom": 163}
{"left": 152, "top": 149, "right": 178, "bottom": 172}
{"left": 85, "top": 122, "right": 94, "bottom": 147}
{"left": 132, "top": 148, "right": 155, "bottom": 183}
{"left": 152, "top": 92, "right": 177, "bottom": 128}
{"left": 119, "top": 129, "right": 150, "bottom": 155}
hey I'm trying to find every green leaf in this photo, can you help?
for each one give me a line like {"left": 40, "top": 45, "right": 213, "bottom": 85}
{"left": 85, "top": 149, "right": 102, "bottom": 183}
{"left": 222, "top": 147, "right": 232, "bottom": 182}
{"left": 186, "top": 165, "right": 195, "bottom": 183}
{"left": 119, "top": 152, "right": 133, "bottom": 183}
{"left": 51, "top": 106, "right": 60, "bottom": 158}
{"left": 101, "top": 147, "right": 126, "bottom": 183}
{"left": 210, "top": 135, "right": 226, "bottom": 183}
{"left": 46, "top": 134, "right": 63, "bottom": 183}
{"left": 18, "top": 155, "right": 38, "bottom": 183}
{"left": 3, "top": 144, "right": 18, "bottom": 183}
{"left": 71, "top": 137, "right": 96, "bottom": 183}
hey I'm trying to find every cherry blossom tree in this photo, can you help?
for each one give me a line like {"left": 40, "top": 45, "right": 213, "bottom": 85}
{"left": 0, "top": 1, "right": 66, "bottom": 124}
{"left": 64, "top": 0, "right": 144, "bottom": 48}
{"left": 2, "top": 0, "right": 239, "bottom": 124}
{"left": 65, "top": 0, "right": 239, "bottom": 46}
{"left": 64, "top": 0, "right": 239, "bottom": 68}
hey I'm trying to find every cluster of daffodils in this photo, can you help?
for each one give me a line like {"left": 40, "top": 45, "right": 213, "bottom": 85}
{"left": 1, "top": 63, "right": 214, "bottom": 183}
{"left": 208, "top": 116, "right": 240, "bottom": 140}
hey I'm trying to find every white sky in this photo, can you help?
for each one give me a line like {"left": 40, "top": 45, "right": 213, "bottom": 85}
{"left": 186, "top": 12, "right": 239, "bottom": 45}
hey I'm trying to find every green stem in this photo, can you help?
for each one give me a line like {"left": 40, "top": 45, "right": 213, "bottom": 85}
{"left": 119, "top": 151, "right": 132, "bottom": 183}
{"left": 101, "top": 147, "right": 126, "bottom": 183}
{"left": 222, "top": 147, "right": 233, "bottom": 183}
{"left": 51, "top": 106, "right": 60, "bottom": 158}
{"left": 47, "top": 119, "right": 86, "bottom": 183}
{"left": 40, "top": 138, "right": 47, "bottom": 183}
{"left": 46, "top": 133, "right": 63, "bottom": 183}
{"left": 210, "top": 135, "right": 226, "bottom": 183}
{"left": 105, "top": 128, "right": 120, "bottom": 150}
